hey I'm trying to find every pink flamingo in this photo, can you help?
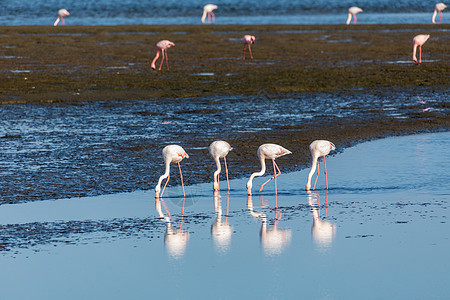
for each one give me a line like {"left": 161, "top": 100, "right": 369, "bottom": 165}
{"left": 412, "top": 34, "right": 430, "bottom": 64}
{"left": 151, "top": 40, "right": 175, "bottom": 71}
{"left": 54, "top": 9, "right": 70, "bottom": 26}
{"left": 246, "top": 143, "right": 292, "bottom": 195}
{"left": 209, "top": 141, "right": 232, "bottom": 191}
{"left": 202, "top": 4, "right": 218, "bottom": 24}
{"left": 242, "top": 35, "right": 256, "bottom": 60}
{"left": 432, "top": 3, "right": 447, "bottom": 23}
{"left": 306, "top": 140, "right": 336, "bottom": 191}
{"left": 346, "top": 7, "right": 363, "bottom": 24}
{"left": 155, "top": 145, "right": 189, "bottom": 198}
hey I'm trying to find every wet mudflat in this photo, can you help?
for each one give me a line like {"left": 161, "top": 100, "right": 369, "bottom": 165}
{"left": 0, "top": 132, "right": 448, "bottom": 299}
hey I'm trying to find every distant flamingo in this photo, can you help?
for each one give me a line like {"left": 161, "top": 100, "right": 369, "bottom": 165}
{"left": 432, "top": 3, "right": 447, "bottom": 23}
{"left": 306, "top": 140, "right": 336, "bottom": 191}
{"left": 412, "top": 34, "right": 430, "bottom": 64}
{"left": 242, "top": 35, "right": 256, "bottom": 60}
{"left": 54, "top": 9, "right": 70, "bottom": 26}
{"left": 155, "top": 145, "right": 189, "bottom": 198}
{"left": 209, "top": 140, "right": 232, "bottom": 191}
{"left": 151, "top": 40, "right": 175, "bottom": 71}
{"left": 202, "top": 4, "right": 218, "bottom": 24}
{"left": 346, "top": 7, "right": 363, "bottom": 24}
{"left": 246, "top": 144, "right": 292, "bottom": 195}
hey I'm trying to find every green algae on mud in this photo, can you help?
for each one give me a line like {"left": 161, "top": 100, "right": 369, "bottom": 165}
{"left": 0, "top": 24, "right": 449, "bottom": 103}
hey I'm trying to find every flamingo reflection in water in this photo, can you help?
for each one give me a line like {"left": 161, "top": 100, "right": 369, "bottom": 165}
{"left": 155, "top": 197, "right": 189, "bottom": 259}
{"left": 307, "top": 191, "right": 336, "bottom": 252}
{"left": 211, "top": 191, "right": 233, "bottom": 254}
{"left": 247, "top": 194, "right": 292, "bottom": 256}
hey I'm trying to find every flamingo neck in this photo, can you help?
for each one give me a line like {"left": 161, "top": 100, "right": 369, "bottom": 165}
{"left": 432, "top": 10, "right": 437, "bottom": 23}
{"left": 346, "top": 13, "right": 352, "bottom": 25}
{"left": 155, "top": 161, "right": 170, "bottom": 193}
{"left": 412, "top": 44, "right": 418, "bottom": 62}
{"left": 151, "top": 50, "right": 161, "bottom": 69}
{"left": 213, "top": 156, "right": 221, "bottom": 189}
{"left": 306, "top": 157, "right": 318, "bottom": 190}
{"left": 247, "top": 156, "right": 266, "bottom": 189}
{"left": 201, "top": 10, "right": 207, "bottom": 23}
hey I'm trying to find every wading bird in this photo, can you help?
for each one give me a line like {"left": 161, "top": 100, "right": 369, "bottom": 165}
{"left": 242, "top": 35, "right": 256, "bottom": 60}
{"left": 346, "top": 7, "right": 363, "bottom": 24}
{"left": 432, "top": 3, "right": 447, "bottom": 23}
{"left": 155, "top": 145, "right": 189, "bottom": 198}
{"left": 306, "top": 140, "right": 336, "bottom": 191}
{"left": 202, "top": 4, "right": 218, "bottom": 23}
{"left": 54, "top": 9, "right": 70, "bottom": 26}
{"left": 151, "top": 40, "right": 175, "bottom": 71}
{"left": 412, "top": 34, "right": 430, "bottom": 64}
{"left": 246, "top": 144, "right": 292, "bottom": 195}
{"left": 209, "top": 141, "right": 232, "bottom": 191}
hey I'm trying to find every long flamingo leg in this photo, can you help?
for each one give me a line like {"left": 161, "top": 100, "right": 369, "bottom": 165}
{"left": 419, "top": 46, "right": 422, "bottom": 64}
{"left": 353, "top": 15, "right": 357, "bottom": 24}
{"left": 161, "top": 170, "right": 171, "bottom": 198}
{"left": 178, "top": 162, "right": 186, "bottom": 197}
{"left": 439, "top": 12, "right": 443, "bottom": 23}
{"left": 323, "top": 156, "right": 329, "bottom": 190}
{"left": 259, "top": 160, "right": 281, "bottom": 193}
{"left": 165, "top": 51, "right": 169, "bottom": 70}
{"left": 211, "top": 12, "right": 215, "bottom": 23}
{"left": 248, "top": 44, "right": 253, "bottom": 59}
{"left": 313, "top": 159, "right": 320, "bottom": 190}
{"left": 224, "top": 156, "right": 230, "bottom": 191}
{"left": 243, "top": 45, "right": 247, "bottom": 60}
{"left": 159, "top": 49, "right": 165, "bottom": 70}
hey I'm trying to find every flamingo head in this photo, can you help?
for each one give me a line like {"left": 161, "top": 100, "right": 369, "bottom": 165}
{"left": 330, "top": 142, "right": 336, "bottom": 151}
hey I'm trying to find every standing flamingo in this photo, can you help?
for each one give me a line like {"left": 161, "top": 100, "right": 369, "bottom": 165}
{"left": 54, "top": 9, "right": 70, "bottom": 26}
{"left": 346, "top": 7, "right": 363, "bottom": 24}
{"left": 412, "top": 34, "right": 430, "bottom": 64}
{"left": 151, "top": 40, "right": 175, "bottom": 71}
{"left": 209, "top": 141, "right": 232, "bottom": 191}
{"left": 202, "top": 4, "right": 218, "bottom": 24}
{"left": 432, "top": 3, "right": 447, "bottom": 23}
{"left": 306, "top": 140, "right": 336, "bottom": 191}
{"left": 155, "top": 145, "right": 189, "bottom": 198}
{"left": 246, "top": 144, "right": 292, "bottom": 195}
{"left": 242, "top": 35, "right": 256, "bottom": 60}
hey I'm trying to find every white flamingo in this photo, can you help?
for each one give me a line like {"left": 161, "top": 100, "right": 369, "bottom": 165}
{"left": 202, "top": 4, "right": 218, "bottom": 24}
{"left": 412, "top": 34, "right": 430, "bottom": 64}
{"left": 151, "top": 40, "right": 175, "bottom": 71}
{"left": 246, "top": 143, "right": 292, "bottom": 195}
{"left": 209, "top": 141, "right": 232, "bottom": 191}
{"left": 54, "top": 9, "right": 70, "bottom": 26}
{"left": 346, "top": 7, "right": 363, "bottom": 25}
{"left": 155, "top": 145, "right": 189, "bottom": 198}
{"left": 432, "top": 3, "right": 447, "bottom": 23}
{"left": 306, "top": 140, "right": 336, "bottom": 191}
{"left": 242, "top": 35, "right": 256, "bottom": 60}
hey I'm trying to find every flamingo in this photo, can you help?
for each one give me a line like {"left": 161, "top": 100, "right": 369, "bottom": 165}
{"left": 412, "top": 34, "right": 430, "bottom": 64}
{"left": 346, "top": 7, "right": 363, "bottom": 25}
{"left": 246, "top": 143, "right": 292, "bottom": 195}
{"left": 155, "top": 145, "right": 189, "bottom": 198}
{"left": 432, "top": 3, "right": 447, "bottom": 23}
{"left": 54, "top": 9, "right": 70, "bottom": 26}
{"left": 306, "top": 140, "right": 336, "bottom": 191}
{"left": 209, "top": 140, "right": 232, "bottom": 191}
{"left": 242, "top": 35, "right": 256, "bottom": 60}
{"left": 151, "top": 40, "right": 175, "bottom": 71}
{"left": 202, "top": 4, "right": 218, "bottom": 24}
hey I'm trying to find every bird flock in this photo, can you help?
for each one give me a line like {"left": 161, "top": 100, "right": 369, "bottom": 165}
{"left": 155, "top": 140, "right": 336, "bottom": 199}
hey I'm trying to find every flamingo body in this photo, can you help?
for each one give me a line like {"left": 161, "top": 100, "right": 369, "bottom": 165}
{"left": 306, "top": 140, "right": 336, "bottom": 191}
{"left": 155, "top": 145, "right": 189, "bottom": 198}
{"left": 246, "top": 143, "right": 292, "bottom": 195}
{"left": 412, "top": 34, "right": 430, "bottom": 64}
{"left": 54, "top": 9, "right": 70, "bottom": 26}
{"left": 209, "top": 141, "right": 232, "bottom": 191}
{"left": 151, "top": 40, "right": 175, "bottom": 71}
{"left": 202, "top": 4, "right": 218, "bottom": 24}
{"left": 346, "top": 7, "right": 363, "bottom": 24}
{"left": 242, "top": 35, "right": 256, "bottom": 60}
{"left": 432, "top": 3, "right": 447, "bottom": 23}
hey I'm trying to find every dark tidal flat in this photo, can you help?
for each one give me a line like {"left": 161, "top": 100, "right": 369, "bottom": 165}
{"left": 0, "top": 24, "right": 449, "bottom": 203}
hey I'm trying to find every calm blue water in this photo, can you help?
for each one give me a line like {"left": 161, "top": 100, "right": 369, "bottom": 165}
{"left": 0, "top": 0, "right": 445, "bottom": 25}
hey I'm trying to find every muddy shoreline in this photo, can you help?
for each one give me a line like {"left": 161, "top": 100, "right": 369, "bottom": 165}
{"left": 0, "top": 24, "right": 449, "bottom": 203}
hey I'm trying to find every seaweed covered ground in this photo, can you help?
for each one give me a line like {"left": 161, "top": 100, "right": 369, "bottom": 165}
{"left": 0, "top": 24, "right": 449, "bottom": 203}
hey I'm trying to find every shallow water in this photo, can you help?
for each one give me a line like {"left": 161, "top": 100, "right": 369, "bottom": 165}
{"left": 0, "top": 132, "right": 448, "bottom": 299}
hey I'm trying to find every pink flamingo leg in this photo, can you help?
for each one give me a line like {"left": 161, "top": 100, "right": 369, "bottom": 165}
{"left": 211, "top": 12, "right": 215, "bottom": 23}
{"left": 313, "top": 159, "right": 320, "bottom": 190}
{"left": 165, "top": 51, "right": 170, "bottom": 70}
{"left": 439, "top": 12, "right": 443, "bottom": 23}
{"left": 419, "top": 46, "right": 422, "bottom": 64}
{"left": 224, "top": 156, "right": 230, "bottom": 191}
{"left": 61, "top": 17, "right": 65, "bottom": 25}
{"left": 248, "top": 44, "right": 253, "bottom": 59}
{"left": 243, "top": 45, "right": 247, "bottom": 60}
{"left": 323, "top": 156, "right": 329, "bottom": 190}
{"left": 159, "top": 49, "right": 165, "bottom": 70}
{"left": 259, "top": 160, "right": 281, "bottom": 193}
{"left": 353, "top": 15, "right": 357, "bottom": 24}
{"left": 178, "top": 162, "right": 186, "bottom": 197}
{"left": 161, "top": 171, "right": 171, "bottom": 198}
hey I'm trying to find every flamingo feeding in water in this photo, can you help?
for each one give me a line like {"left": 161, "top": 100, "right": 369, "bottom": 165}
{"left": 432, "top": 3, "right": 447, "bottom": 23}
{"left": 54, "top": 9, "right": 70, "bottom": 26}
{"left": 306, "top": 140, "right": 336, "bottom": 191}
{"left": 412, "top": 34, "right": 430, "bottom": 64}
{"left": 209, "top": 141, "right": 232, "bottom": 191}
{"left": 346, "top": 7, "right": 363, "bottom": 24}
{"left": 151, "top": 40, "right": 175, "bottom": 71}
{"left": 246, "top": 144, "right": 292, "bottom": 195}
{"left": 155, "top": 145, "right": 189, "bottom": 198}
{"left": 242, "top": 35, "right": 256, "bottom": 60}
{"left": 202, "top": 4, "right": 218, "bottom": 24}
